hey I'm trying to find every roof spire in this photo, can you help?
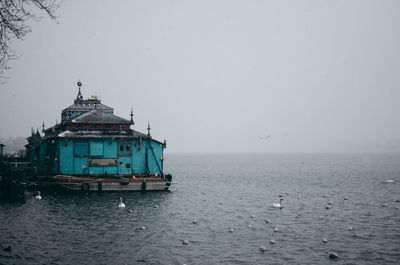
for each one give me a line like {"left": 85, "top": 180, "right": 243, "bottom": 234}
{"left": 42, "top": 121, "right": 45, "bottom": 133}
{"left": 75, "top": 80, "right": 83, "bottom": 103}
{"left": 130, "top": 108, "right": 134, "bottom": 125}
{"left": 147, "top": 121, "right": 151, "bottom": 137}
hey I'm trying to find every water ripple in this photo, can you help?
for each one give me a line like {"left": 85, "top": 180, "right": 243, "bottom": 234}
{"left": 1, "top": 153, "right": 400, "bottom": 264}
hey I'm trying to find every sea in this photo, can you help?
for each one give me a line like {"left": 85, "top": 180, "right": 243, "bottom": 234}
{"left": 1, "top": 153, "right": 400, "bottom": 265}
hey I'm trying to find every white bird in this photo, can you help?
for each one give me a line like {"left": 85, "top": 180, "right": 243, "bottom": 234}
{"left": 182, "top": 240, "right": 189, "bottom": 245}
{"left": 260, "top": 246, "right": 266, "bottom": 252}
{"left": 229, "top": 228, "right": 234, "bottom": 233}
{"left": 385, "top": 179, "right": 395, "bottom": 183}
{"left": 119, "top": 197, "right": 126, "bottom": 208}
{"left": 272, "top": 196, "right": 283, "bottom": 209}
{"left": 35, "top": 191, "right": 42, "bottom": 200}
{"left": 269, "top": 239, "right": 275, "bottom": 244}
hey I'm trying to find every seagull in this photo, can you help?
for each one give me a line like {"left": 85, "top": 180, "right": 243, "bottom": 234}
{"left": 35, "top": 191, "right": 42, "bottom": 200}
{"left": 269, "top": 239, "right": 275, "bottom": 244}
{"left": 119, "top": 197, "right": 126, "bottom": 208}
{"left": 260, "top": 246, "right": 266, "bottom": 252}
{"left": 182, "top": 240, "right": 189, "bottom": 245}
{"left": 272, "top": 196, "right": 283, "bottom": 209}
{"left": 260, "top": 135, "right": 271, "bottom": 141}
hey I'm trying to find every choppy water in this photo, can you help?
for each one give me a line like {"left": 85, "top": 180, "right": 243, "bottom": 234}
{"left": 1, "top": 153, "right": 400, "bottom": 264}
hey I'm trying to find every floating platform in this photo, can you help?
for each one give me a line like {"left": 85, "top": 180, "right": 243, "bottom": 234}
{"left": 35, "top": 174, "right": 172, "bottom": 192}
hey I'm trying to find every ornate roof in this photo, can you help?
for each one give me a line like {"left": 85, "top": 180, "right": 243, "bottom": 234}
{"left": 71, "top": 110, "right": 131, "bottom": 124}
{"left": 62, "top": 100, "right": 113, "bottom": 112}
{"left": 62, "top": 82, "right": 113, "bottom": 115}
{"left": 55, "top": 129, "right": 149, "bottom": 139}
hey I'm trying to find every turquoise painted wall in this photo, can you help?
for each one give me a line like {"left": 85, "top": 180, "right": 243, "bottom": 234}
{"left": 59, "top": 139, "right": 74, "bottom": 174}
{"left": 104, "top": 141, "right": 117, "bottom": 158}
{"left": 147, "top": 141, "right": 163, "bottom": 175}
{"left": 41, "top": 138, "right": 163, "bottom": 176}
{"left": 131, "top": 139, "right": 146, "bottom": 174}
{"left": 130, "top": 139, "right": 163, "bottom": 175}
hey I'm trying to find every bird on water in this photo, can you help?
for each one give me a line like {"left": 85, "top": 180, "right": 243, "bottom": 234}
{"left": 119, "top": 197, "right": 126, "bottom": 208}
{"left": 272, "top": 196, "right": 283, "bottom": 209}
{"left": 35, "top": 191, "right": 42, "bottom": 200}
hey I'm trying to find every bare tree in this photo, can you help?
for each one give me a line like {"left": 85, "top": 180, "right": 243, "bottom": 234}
{"left": 0, "top": 0, "right": 60, "bottom": 78}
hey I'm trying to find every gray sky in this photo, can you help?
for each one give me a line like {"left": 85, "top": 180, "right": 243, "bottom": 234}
{"left": 1, "top": 0, "right": 400, "bottom": 153}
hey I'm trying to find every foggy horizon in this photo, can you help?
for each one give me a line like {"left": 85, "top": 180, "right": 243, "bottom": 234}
{"left": 1, "top": 0, "right": 400, "bottom": 153}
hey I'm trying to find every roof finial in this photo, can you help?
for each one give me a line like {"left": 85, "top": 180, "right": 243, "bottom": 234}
{"left": 130, "top": 108, "right": 134, "bottom": 125}
{"left": 42, "top": 121, "right": 45, "bottom": 133}
{"left": 147, "top": 121, "right": 151, "bottom": 137}
{"left": 75, "top": 80, "right": 83, "bottom": 103}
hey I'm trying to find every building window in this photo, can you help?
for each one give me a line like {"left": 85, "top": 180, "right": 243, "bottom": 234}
{"left": 90, "top": 142, "right": 103, "bottom": 156}
{"left": 75, "top": 142, "right": 89, "bottom": 156}
{"left": 119, "top": 142, "right": 131, "bottom": 156}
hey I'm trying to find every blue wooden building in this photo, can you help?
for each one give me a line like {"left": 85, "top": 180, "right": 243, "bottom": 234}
{"left": 26, "top": 82, "right": 166, "bottom": 179}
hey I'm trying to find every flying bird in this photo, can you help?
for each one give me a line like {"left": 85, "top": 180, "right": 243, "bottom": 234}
{"left": 260, "top": 135, "right": 271, "bottom": 141}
